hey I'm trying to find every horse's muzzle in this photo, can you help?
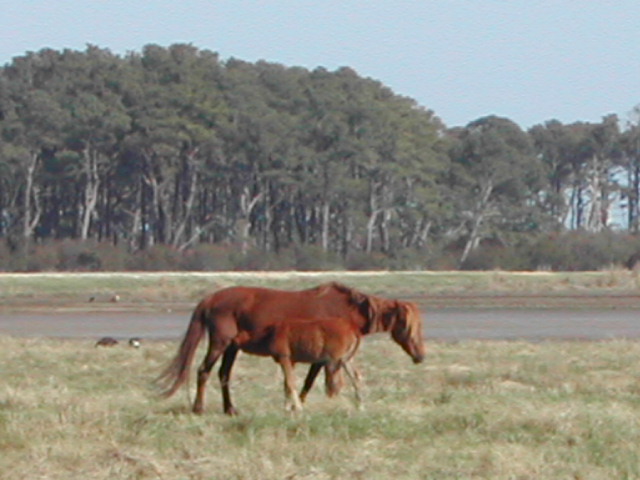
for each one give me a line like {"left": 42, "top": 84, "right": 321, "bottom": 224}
{"left": 412, "top": 354, "right": 425, "bottom": 364}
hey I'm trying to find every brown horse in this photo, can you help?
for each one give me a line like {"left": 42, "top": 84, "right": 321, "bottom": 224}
{"left": 235, "top": 316, "right": 363, "bottom": 411}
{"left": 157, "top": 282, "right": 425, "bottom": 415}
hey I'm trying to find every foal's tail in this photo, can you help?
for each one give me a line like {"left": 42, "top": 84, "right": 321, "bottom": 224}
{"left": 156, "top": 302, "right": 207, "bottom": 398}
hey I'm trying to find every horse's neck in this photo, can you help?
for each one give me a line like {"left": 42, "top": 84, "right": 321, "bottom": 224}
{"left": 362, "top": 298, "right": 395, "bottom": 335}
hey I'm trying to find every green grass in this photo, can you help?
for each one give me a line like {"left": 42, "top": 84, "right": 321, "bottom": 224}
{"left": 2, "top": 335, "right": 640, "bottom": 479}
{"left": 2, "top": 269, "right": 640, "bottom": 308}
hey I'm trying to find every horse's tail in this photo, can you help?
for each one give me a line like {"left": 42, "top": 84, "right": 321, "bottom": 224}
{"left": 157, "top": 301, "right": 207, "bottom": 398}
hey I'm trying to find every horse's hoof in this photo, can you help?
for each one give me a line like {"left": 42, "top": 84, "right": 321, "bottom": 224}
{"left": 225, "top": 407, "right": 239, "bottom": 416}
{"left": 285, "top": 403, "right": 303, "bottom": 413}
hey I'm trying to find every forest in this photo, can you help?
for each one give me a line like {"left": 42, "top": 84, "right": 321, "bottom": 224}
{"left": 1, "top": 43, "right": 640, "bottom": 272}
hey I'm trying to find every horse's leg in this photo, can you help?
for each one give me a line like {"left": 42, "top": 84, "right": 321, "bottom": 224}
{"left": 193, "top": 340, "right": 227, "bottom": 414}
{"left": 324, "top": 364, "right": 345, "bottom": 397}
{"left": 279, "top": 357, "right": 303, "bottom": 412}
{"left": 218, "top": 343, "right": 240, "bottom": 416}
{"left": 342, "top": 360, "right": 363, "bottom": 409}
{"left": 299, "top": 363, "right": 322, "bottom": 403}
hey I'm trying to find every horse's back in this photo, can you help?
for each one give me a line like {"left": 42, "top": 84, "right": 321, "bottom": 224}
{"left": 203, "top": 284, "right": 352, "bottom": 324}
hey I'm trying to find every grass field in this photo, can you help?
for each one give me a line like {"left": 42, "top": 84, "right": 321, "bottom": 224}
{"left": 2, "top": 269, "right": 640, "bottom": 309}
{"left": 2, "top": 335, "right": 640, "bottom": 479}
{"left": 2, "top": 271, "right": 640, "bottom": 479}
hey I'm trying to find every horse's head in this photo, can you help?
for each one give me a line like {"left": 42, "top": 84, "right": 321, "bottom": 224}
{"left": 335, "top": 284, "right": 425, "bottom": 363}
{"left": 385, "top": 301, "right": 425, "bottom": 364}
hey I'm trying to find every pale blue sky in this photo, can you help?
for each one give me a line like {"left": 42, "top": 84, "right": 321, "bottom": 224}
{"left": 1, "top": 1, "right": 639, "bottom": 129}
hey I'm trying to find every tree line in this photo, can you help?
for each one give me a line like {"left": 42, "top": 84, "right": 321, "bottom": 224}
{"left": 1, "top": 44, "right": 639, "bottom": 271}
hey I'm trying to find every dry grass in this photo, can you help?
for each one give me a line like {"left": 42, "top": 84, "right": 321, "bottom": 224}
{"left": 2, "top": 269, "right": 640, "bottom": 310}
{"left": 2, "top": 335, "right": 640, "bottom": 479}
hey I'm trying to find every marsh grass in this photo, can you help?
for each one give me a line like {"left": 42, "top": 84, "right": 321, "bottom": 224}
{"left": 2, "top": 270, "right": 640, "bottom": 308}
{"left": 2, "top": 335, "right": 640, "bottom": 479}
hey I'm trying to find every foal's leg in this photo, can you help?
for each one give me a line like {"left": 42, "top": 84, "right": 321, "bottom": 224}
{"left": 342, "top": 360, "right": 363, "bottom": 409}
{"left": 218, "top": 343, "right": 240, "bottom": 416}
{"left": 325, "top": 364, "right": 345, "bottom": 397}
{"left": 299, "top": 363, "right": 322, "bottom": 403}
{"left": 279, "top": 357, "right": 303, "bottom": 412}
{"left": 193, "top": 339, "right": 228, "bottom": 414}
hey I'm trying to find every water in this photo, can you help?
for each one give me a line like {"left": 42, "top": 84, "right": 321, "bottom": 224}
{"left": 1, "top": 308, "right": 638, "bottom": 341}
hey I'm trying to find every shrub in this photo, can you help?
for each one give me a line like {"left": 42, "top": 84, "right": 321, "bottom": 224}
{"left": 461, "top": 243, "right": 532, "bottom": 271}
{"left": 91, "top": 242, "right": 130, "bottom": 270}
{"left": 0, "top": 240, "right": 22, "bottom": 271}
{"left": 290, "top": 245, "right": 342, "bottom": 271}
{"left": 528, "top": 232, "right": 639, "bottom": 271}
{"left": 179, "top": 244, "right": 234, "bottom": 271}
{"left": 128, "top": 244, "right": 183, "bottom": 271}
{"left": 2, "top": 232, "right": 640, "bottom": 272}
{"left": 26, "top": 242, "right": 60, "bottom": 271}
{"left": 344, "top": 251, "right": 388, "bottom": 271}
{"left": 386, "top": 247, "right": 444, "bottom": 271}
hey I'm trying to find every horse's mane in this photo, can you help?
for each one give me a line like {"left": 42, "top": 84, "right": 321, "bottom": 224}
{"left": 319, "top": 282, "right": 421, "bottom": 336}
{"left": 315, "top": 281, "right": 390, "bottom": 333}
{"left": 315, "top": 281, "right": 374, "bottom": 304}
{"left": 399, "top": 301, "right": 421, "bottom": 337}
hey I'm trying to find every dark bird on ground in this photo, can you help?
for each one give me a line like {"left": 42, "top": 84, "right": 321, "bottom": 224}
{"left": 95, "top": 337, "right": 119, "bottom": 347}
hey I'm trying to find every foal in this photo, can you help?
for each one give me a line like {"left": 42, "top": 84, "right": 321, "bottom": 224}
{"left": 235, "top": 316, "right": 362, "bottom": 412}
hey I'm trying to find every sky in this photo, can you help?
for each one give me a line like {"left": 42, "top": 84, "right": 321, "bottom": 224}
{"left": 1, "top": 0, "right": 639, "bottom": 129}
